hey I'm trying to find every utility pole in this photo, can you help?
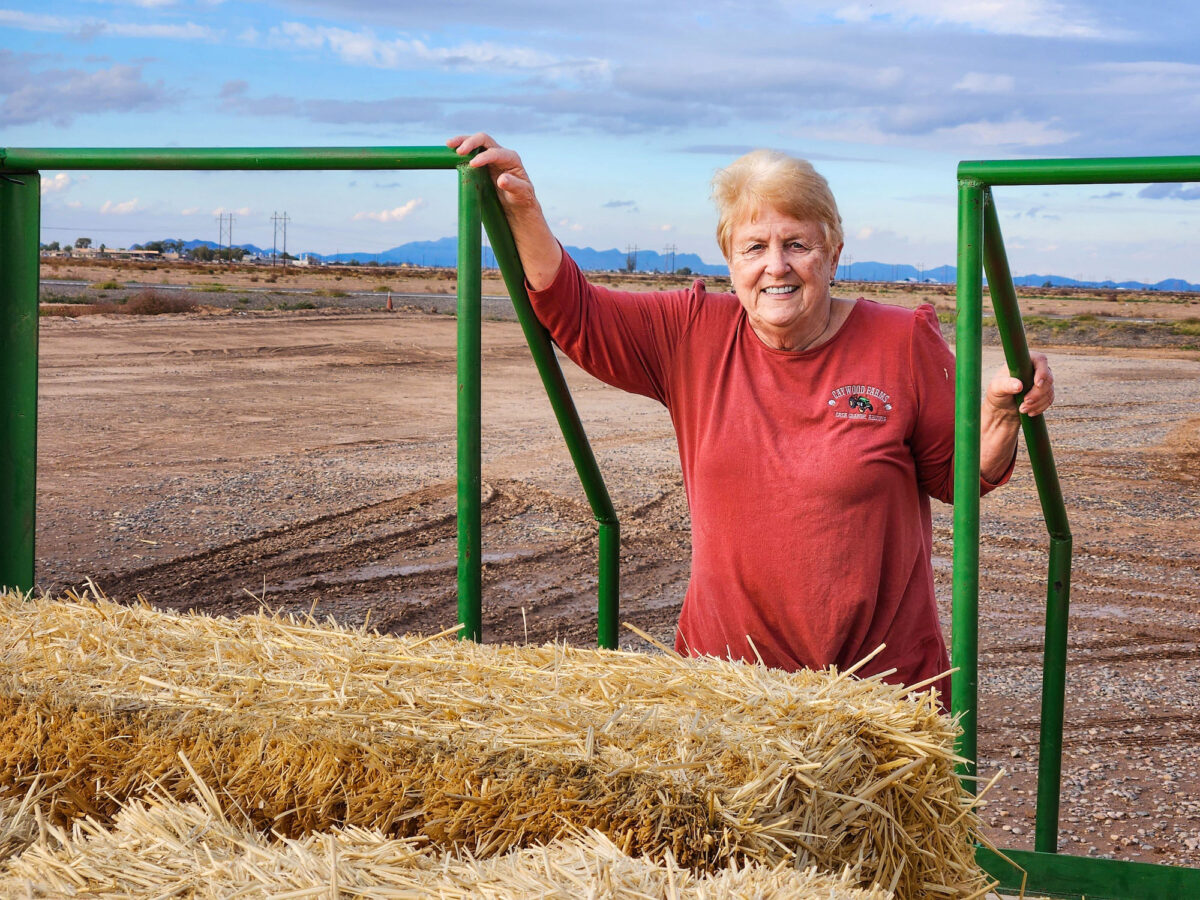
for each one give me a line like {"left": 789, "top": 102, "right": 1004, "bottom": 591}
{"left": 625, "top": 244, "right": 638, "bottom": 274}
{"left": 663, "top": 243, "right": 676, "bottom": 274}
{"left": 215, "top": 213, "right": 235, "bottom": 262}
{"left": 272, "top": 212, "right": 290, "bottom": 267}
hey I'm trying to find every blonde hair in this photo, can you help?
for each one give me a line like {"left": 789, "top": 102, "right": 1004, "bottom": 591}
{"left": 712, "top": 150, "right": 843, "bottom": 259}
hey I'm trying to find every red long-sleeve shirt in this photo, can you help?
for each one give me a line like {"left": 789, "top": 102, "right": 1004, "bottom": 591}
{"left": 529, "top": 254, "right": 1007, "bottom": 702}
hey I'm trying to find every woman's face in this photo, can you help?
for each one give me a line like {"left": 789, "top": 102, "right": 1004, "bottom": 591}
{"left": 727, "top": 207, "right": 842, "bottom": 350}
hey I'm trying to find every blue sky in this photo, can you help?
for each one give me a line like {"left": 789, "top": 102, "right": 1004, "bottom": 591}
{"left": 4, "top": 0, "right": 1200, "bottom": 281}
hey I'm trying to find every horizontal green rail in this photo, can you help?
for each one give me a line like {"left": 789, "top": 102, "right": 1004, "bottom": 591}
{"left": 0, "top": 147, "right": 461, "bottom": 171}
{"left": 958, "top": 155, "right": 1200, "bottom": 186}
{"left": 980, "top": 847, "right": 1200, "bottom": 899}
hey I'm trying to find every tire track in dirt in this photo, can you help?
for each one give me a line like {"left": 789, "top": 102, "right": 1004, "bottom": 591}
{"left": 91, "top": 477, "right": 693, "bottom": 648}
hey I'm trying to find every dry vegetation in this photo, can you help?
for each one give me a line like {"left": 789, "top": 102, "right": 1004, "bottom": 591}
{"left": 40, "top": 257, "right": 1200, "bottom": 353}
{"left": 0, "top": 590, "right": 1000, "bottom": 898}
{"left": 0, "top": 795, "right": 894, "bottom": 898}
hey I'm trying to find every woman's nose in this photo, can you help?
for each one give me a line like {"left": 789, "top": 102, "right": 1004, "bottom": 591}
{"left": 764, "top": 245, "right": 790, "bottom": 275}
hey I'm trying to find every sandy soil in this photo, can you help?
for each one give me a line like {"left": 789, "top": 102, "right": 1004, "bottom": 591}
{"left": 28, "top": 268, "right": 1200, "bottom": 872}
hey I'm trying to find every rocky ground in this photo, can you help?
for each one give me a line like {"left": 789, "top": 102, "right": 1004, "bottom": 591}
{"left": 25, "top": 270, "right": 1200, "bottom": 873}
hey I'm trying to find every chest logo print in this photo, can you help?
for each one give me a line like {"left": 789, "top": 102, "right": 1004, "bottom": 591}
{"left": 828, "top": 384, "right": 892, "bottom": 423}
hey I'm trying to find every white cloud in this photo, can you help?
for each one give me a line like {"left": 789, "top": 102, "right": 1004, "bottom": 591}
{"left": 953, "top": 72, "right": 1016, "bottom": 93}
{"left": 1, "top": 56, "right": 169, "bottom": 126}
{"left": 353, "top": 198, "right": 426, "bottom": 222}
{"left": 100, "top": 198, "right": 142, "bottom": 215}
{"left": 180, "top": 207, "right": 201, "bottom": 216}
{"left": 832, "top": 0, "right": 1120, "bottom": 39}
{"left": 1089, "top": 61, "right": 1200, "bottom": 96}
{"left": 41, "top": 173, "right": 72, "bottom": 195}
{"left": 659, "top": 224, "right": 674, "bottom": 232}
{"left": 0, "top": 9, "right": 213, "bottom": 40}
{"left": 212, "top": 206, "right": 251, "bottom": 216}
{"left": 931, "top": 117, "right": 1076, "bottom": 148}
{"left": 266, "top": 21, "right": 606, "bottom": 77}
{"left": 857, "top": 226, "right": 875, "bottom": 240}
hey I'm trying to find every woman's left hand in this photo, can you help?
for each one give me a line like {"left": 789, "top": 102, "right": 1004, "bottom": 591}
{"left": 985, "top": 352, "right": 1055, "bottom": 418}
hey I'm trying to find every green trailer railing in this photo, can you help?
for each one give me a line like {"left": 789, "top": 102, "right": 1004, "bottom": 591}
{"left": 0, "top": 146, "right": 620, "bottom": 649}
{"left": 954, "top": 154, "right": 1200, "bottom": 899}
{"left": 8, "top": 145, "right": 1199, "bottom": 897}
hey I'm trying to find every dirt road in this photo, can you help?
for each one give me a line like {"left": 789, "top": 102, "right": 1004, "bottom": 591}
{"left": 32, "top": 307, "right": 1200, "bottom": 868}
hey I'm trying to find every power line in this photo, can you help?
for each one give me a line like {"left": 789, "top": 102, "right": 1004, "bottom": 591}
{"left": 663, "top": 243, "right": 676, "bottom": 274}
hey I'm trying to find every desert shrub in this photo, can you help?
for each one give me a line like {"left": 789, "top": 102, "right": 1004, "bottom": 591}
{"left": 90, "top": 280, "right": 123, "bottom": 290}
{"left": 1174, "top": 318, "right": 1200, "bottom": 336}
{"left": 123, "top": 290, "right": 197, "bottom": 315}
{"left": 40, "top": 302, "right": 120, "bottom": 318}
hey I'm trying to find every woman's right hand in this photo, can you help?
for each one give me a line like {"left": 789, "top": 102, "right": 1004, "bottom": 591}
{"left": 447, "top": 133, "right": 563, "bottom": 289}
{"left": 448, "top": 133, "right": 537, "bottom": 212}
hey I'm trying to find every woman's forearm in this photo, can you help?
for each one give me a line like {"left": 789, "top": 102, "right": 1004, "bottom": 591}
{"left": 501, "top": 197, "right": 563, "bottom": 290}
{"left": 980, "top": 401, "right": 1021, "bottom": 483}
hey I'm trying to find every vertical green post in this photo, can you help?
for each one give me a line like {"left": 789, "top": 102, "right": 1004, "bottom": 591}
{"left": 0, "top": 170, "right": 40, "bottom": 594}
{"left": 982, "top": 194, "right": 1074, "bottom": 853}
{"left": 952, "top": 179, "right": 985, "bottom": 786}
{"left": 456, "top": 164, "right": 484, "bottom": 641}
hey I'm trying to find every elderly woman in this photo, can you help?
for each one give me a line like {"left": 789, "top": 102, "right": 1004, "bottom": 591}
{"left": 450, "top": 133, "right": 1053, "bottom": 704}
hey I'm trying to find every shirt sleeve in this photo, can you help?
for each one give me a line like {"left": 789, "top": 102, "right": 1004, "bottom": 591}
{"left": 907, "top": 304, "right": 1013, "bottom": 503}
{"left": 526, "top": 251, "right": 699, "bottom": 406}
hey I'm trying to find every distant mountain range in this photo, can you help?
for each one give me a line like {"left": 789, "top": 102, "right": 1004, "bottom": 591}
{"left": 138, "top": 238, "right": 1200, "bottom": 293}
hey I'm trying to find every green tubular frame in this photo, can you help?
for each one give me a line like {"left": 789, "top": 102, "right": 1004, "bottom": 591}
{"left": 955, "top": 155, "right": 1200, "bottom": 899}
{"left": 0, "top": 146, "right": 619, "bottom": 648}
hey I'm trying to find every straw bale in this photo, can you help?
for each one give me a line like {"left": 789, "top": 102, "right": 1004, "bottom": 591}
{"left": 1, "top": 792, "right": 894, "bottom": 898}
{"left": 0, "top": 784, "right": 46, "bottom": 864}
{"left": 0, "top": 591, "right": 995, "bottom": 898}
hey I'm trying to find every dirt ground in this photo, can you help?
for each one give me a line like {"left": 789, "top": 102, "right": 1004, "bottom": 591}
{"left": 28, "top": 262, "right": 1200, "bottom": 873}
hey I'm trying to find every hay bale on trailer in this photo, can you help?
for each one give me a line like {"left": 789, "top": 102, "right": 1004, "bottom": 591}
{"left": 1, "top": 793, "right": 894, "bottom": 898}
{"left": 0, "top": 591, "right": 995, "bottom": 898}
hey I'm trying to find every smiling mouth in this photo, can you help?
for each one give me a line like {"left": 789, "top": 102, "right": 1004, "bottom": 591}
{"left": 762, "top": 286, "right": 797, "bottom": 295}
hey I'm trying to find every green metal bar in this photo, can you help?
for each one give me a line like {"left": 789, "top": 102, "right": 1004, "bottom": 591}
{"left": 0, "top": 171, "right": 40, "bottom": 594}
{"left": 979, "top": 847, "right": 1200, "bottom": 899}
{"left": 597, "top": 521, "right": 619, "bottom": 649}
{"left": 0, "top": 147, "right": 461, "bottom": 171}
{"left": 456, "top": 164, "right": 484, "bottom": 642}
{"left": 476, "top": 178, "right": 621, "bottom": 650}
{"left": 982, "top": 192, "right": 1074, "bottom": 853}
{"left": 1038, "top": 537, "right": 1073, "bottom": 848}
{"left": 952, "top": 179, "right": 985, "bottom": 786}
{"left": 958, "top": 155, "right": 1200, "bottom": 186}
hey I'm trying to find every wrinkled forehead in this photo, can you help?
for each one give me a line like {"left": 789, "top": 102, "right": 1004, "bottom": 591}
{"left": 728, "top": 202, "right": 827, "bottom": 245}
